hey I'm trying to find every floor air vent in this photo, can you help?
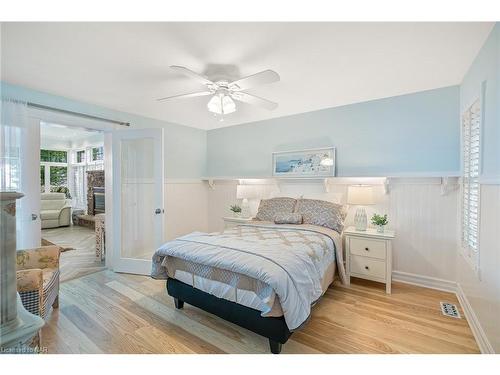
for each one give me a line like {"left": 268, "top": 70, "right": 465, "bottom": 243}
{"left": 440, "top": 302, "right": 461, "bottom": 318}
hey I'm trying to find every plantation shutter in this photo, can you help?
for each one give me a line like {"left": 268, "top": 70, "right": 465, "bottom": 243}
{"left": 461, "top": 99, "right": 481, "bottom": 268}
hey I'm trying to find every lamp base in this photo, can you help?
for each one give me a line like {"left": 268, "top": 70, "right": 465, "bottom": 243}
{"left": 241, "top": 198, "right": 251, "bottom": 219}
{"left": 354, "top": 207, "right": 368, "bottom": 231}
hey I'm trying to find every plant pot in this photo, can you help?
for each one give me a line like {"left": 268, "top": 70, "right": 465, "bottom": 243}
{"left": 232, "top": 212, "right": 242, "bottom": 218}
{"left": 376, "top": 225, "right": 385, "bottom": 233}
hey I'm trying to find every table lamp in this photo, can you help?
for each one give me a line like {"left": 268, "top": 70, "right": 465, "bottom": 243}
{"left": 347, "top": 185, "right": 375, "bottom": 231}
{"left": 236, "top": 184, "right": 261, "bottom": 218}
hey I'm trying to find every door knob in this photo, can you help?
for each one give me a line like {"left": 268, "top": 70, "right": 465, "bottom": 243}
{"left": 155, "top": 208, "right": 161, "bottom": 214}
{"left": 31, "top": 214, "right": 38, "bottom": 221}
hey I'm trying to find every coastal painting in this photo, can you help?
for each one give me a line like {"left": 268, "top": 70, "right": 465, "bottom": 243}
{"left": 272, "top": 147, "right": 335, "bottom": 177}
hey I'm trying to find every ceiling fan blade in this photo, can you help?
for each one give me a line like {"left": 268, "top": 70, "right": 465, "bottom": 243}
{"left": 157, "top": 91, "right": 212, "bottom": 102}
{"left": 229, "top": 70, "right": 280, "bottom": 91}
{"left": 170, "top": 65, "right": 214, "bottom": 86}
{"left": 231, "top": 92, "right": 278, "bottom": 111}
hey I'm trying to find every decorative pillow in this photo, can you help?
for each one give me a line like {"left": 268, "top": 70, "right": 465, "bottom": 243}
{"left": 294, "top": 198, "right": 347, "bottom": 233}
{"left": 274, "top": 213, "right": 303, "bottom": 225}
{"left": 255, "top": 197, "right": 297, "bottom": 222}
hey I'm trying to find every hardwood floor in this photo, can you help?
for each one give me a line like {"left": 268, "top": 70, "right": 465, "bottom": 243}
{"left": 42, "top": 225, "right": 105, "bottom": 282}
{"left": 40, "top": 270, "right": 480, "bottom": 354}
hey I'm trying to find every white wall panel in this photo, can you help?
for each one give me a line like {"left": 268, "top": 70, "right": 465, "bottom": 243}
{"left": 457, "top": 184, "right": 500, "bottom": 352}
{"left": 388, "top": 182, "right": 458, "bottom": 281}
{"left": 164, "top": 180, "right": 209, "bottom": 241}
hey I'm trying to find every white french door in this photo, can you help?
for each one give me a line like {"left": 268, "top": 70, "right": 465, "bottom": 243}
{"left": 111, "top": 128, "right": 164, "bottom": 275}
{"left": 0, "top": 100, "right": 41, "bottom": 249}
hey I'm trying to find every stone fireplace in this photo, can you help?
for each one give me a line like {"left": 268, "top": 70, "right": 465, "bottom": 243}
{"left": 87, "top": 170, "right": 105, "bottom": 216}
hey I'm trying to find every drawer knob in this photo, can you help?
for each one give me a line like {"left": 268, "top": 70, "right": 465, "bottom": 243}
{"left": 365, "top": 247, "right": 369, "bottom": 251}
{"left": 364, "top": 266, "right": 369, "bottom": 270}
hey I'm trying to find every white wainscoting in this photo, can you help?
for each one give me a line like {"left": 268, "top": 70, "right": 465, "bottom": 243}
{"left": 455, "top": 184, "right": 500, "bottom": 353}
{"left": 206, "top": 177, "right": 459, "bottom": 282}
{"left": 164, "top": 179, "right": 209, "bottom": 241}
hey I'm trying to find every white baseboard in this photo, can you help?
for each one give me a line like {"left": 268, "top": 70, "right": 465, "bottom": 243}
{"left": 455, "top": 283, "right": 495, "bottom": 354}
{"left": 392, "top": 270, "right": 494, "bottom": 354}
{"left": 392, "top": 270, "right": 457, "bottom": 293}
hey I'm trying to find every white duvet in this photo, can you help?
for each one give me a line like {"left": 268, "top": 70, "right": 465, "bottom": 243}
{"left": 151, "top": 223, "right": 346, "bottom": 330}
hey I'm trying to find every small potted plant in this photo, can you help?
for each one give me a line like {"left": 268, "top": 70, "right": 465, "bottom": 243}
{"left": 371, "top": 213, "right": 388, "bottom": 233}
{"left": 229, "top": 204, "right": 242, "bottom": 218}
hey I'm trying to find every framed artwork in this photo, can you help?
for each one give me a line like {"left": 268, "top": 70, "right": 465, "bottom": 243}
{"left": 272, "top": 147, "right": 335, "bottom": 178}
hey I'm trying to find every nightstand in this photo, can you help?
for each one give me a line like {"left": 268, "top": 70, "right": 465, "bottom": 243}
{"left": 344, "top": 226, "right": 395, "bottom": 294}
{"left": 222, "top": 216, "right": 254, "bottom": 229}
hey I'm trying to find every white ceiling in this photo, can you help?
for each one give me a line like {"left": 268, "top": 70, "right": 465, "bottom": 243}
{"left": 40, "top": 122, "right": 102, "bottom": 142}
{"left": 1, "top": 22, "right": 494, "bottom": 130}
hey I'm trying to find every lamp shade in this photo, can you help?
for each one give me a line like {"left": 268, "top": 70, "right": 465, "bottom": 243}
{"left": 207, "top": 94, "right": 236, "bottom": 115}
{"left": 347, "top": 185, "right": 375, "bottom": 205}
{"left": 236, "top": 184, "right": 261, "bottom": 199}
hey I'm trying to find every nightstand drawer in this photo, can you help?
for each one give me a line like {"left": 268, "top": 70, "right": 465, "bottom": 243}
{"left": 350, "top": 255, "right": 386, "bottom": 279}
{"left": 349, "top": 237, "right": 386, "bottom": 260}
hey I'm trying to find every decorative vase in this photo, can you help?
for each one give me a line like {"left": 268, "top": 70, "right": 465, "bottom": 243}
{"left": 354, "top": 207, "right": 368, "bottom": 231}
{"left": 376, "top": 225, "right": 385, "bottom": 233}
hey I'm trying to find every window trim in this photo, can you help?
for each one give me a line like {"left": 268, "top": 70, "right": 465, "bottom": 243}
{"left": 460, "top": 94, "right": 483, "bottom": 276}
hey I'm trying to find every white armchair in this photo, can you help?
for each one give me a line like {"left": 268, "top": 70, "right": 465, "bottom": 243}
{"left": 40, "top": 192, "right": 72, "bottom": 229}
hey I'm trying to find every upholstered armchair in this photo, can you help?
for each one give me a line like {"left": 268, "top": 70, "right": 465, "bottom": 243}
{"left": 40, "top": 192, "right": 71, "bottom": 229}
{"left": 16, "top": 245, "right": 61, "bottom": 319}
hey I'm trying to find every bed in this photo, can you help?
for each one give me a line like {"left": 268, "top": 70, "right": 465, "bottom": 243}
{"left": 151, "top": 198, "right": 347, "bottom": 354}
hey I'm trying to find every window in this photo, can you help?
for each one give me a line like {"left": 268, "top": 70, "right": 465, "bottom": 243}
{"left": 461, "top": 99, "right": 481, "bottom": 270}
{"left": 76, "top": 150, "right": 85, "bottom": 163}
{"left": 92, "top": 146, "right": 104, "bottom": 161}
{"left": 39, "top": 149, "right": 69, "bottom": 194}
{"left": 40, "top": 165, "right": 45, "bottom": 192}
{"left": 50, "top": 166, "right": 68, "bottom": 187}
{"left": 40, "top": 149, "right": 67, "bottom": 163}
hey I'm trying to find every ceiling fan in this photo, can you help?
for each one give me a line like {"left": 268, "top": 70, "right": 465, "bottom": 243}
{"left": 157, "top": 66, "right": 280, "bottom": 119}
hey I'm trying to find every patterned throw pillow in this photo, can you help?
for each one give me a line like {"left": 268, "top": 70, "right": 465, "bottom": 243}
{"left": 274, "top": 213, "right": 303, "bottom": 225}
{"left": 295, "top": 198, "right": 347, "bottom": 233}
{"left": 255, "top": 197, "right": 297, "bottom": 222}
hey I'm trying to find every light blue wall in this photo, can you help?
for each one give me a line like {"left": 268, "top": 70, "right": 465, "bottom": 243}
{"left": 0, "top": 82, "right": 207, "bottom": 178}
{"left": 207, "top": 86, "right": 460, "bottom": 177}
{"left": 2, "top": 82, "right": 462, "bottom": 179}
{"left": 460, "top": 23, "right": 500, "bottom": 180}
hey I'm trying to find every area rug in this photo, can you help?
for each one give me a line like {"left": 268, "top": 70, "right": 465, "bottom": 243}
{"left": 41, "top": 238, "right": 75, "bottom": 252}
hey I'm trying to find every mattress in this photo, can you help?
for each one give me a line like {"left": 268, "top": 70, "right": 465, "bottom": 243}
{"left": 164, "top": 255, "right": 336, "bottom": 317}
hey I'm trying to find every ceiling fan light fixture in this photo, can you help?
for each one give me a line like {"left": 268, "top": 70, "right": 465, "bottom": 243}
{"left": 207, "top": 94, "right": 236, "bottom": 115}
{"left": 222, "top": 95, "right": 236, "bottom": 114}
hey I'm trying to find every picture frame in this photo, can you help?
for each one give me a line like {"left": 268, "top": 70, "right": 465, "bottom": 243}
{"left": 272, "top": 147, "right": 335, "bottom": 178}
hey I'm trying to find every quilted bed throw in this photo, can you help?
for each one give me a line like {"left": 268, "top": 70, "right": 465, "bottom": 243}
{"left": 151, "top": 223, "right": 346, "bottom": 330}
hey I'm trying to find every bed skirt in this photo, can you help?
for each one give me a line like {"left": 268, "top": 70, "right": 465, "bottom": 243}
{"left": 166, "top": 278, "right": 292, "bottom": 353}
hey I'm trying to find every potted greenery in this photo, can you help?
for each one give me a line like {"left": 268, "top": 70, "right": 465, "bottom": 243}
{"left": 371, "top": 213, "right": 388, "bottom": 233}
{"left": 229, "top": 204, "right": 242, "bottom": 218}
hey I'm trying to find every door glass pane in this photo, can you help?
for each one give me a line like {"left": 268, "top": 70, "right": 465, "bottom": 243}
{"left": 120, "top": 137, "right": 156, "bottom": 260}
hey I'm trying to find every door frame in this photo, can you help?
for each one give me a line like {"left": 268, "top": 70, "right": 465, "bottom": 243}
{"left": 29, "top": 107, "right": 118, "bottom": 269}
